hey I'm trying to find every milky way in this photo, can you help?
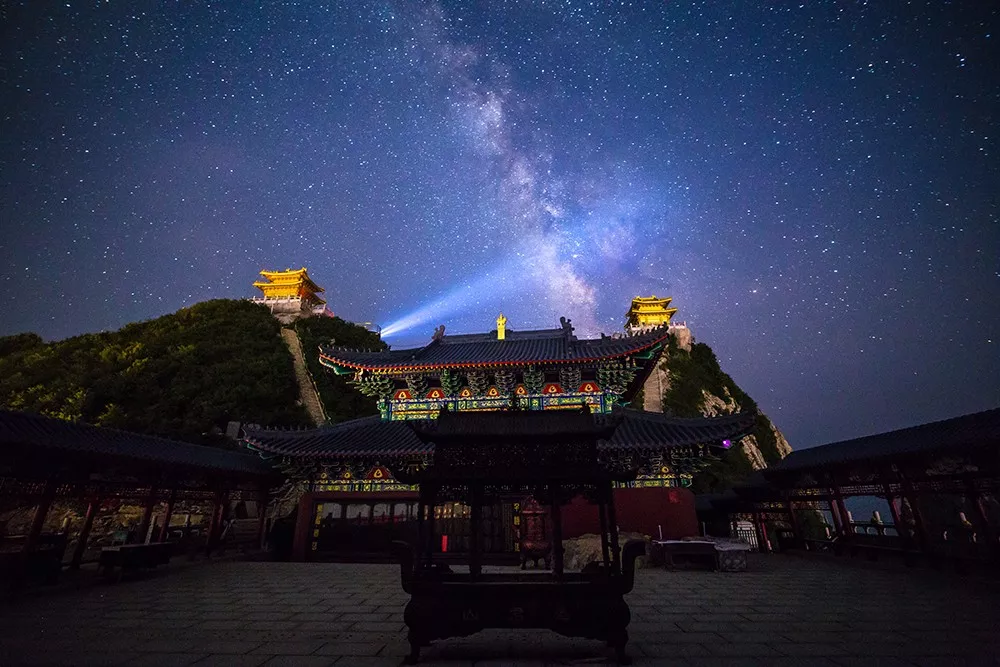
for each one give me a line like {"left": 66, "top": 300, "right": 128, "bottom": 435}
{"left": 2, "top": 2, "right": 997, "bottom": 448}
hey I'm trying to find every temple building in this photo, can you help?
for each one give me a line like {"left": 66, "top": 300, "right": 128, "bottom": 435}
{"left": 243, "top": 299, "right": 754, "bottom": 561}
{"left": 625, "top": 295, "right": 678, "bottom": 332}
{"left": 251, "top": 267, "right": 330, "bottom": 323}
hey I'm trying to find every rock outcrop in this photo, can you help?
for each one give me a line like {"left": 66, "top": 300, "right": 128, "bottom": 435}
{"left": 640, "top": 326, "right": 792, "bottom": 485}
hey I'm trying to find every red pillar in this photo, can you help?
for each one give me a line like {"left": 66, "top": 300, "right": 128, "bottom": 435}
{"left": 828, "top": 498, "right": 843, "bottom": 536}
{"left": 137, "top": 487, "right": 158, "bottom": 544}
{"left": 291, "top": 492, "right": 314, "bottom": 561}
{"left": 70, "top": 496, "right": 101, "bottom": 569}
{"left": 752, "top": 509, "right": 769, "bottom": 552}
{"left": 785, "top": 497, "right": 802, "bottom": 547}
{"left": 549, "top": 484, "right": 564, "bottom": 578}
{"left": 24, "top": 479, "right": 57, "bottom": 553}
{"left": 256, "top": 495, "right": 269, "bottom": 549}
{"left": 883, "top": 483, "right": 908, "bottom": 546}
{"left": 832, "top": 485, "right": 851, "bottom": 537}
{"left": 898, "top": 475, "right": 928, "bottom": 550}
{"left": 158, "top": 490, "right": 177, "bottom": 543}
{"left": 204, "top": 490, "right": 227, "bottom": 556}
{"left": 965, "top": 480, "right": 996, "bottom": 546}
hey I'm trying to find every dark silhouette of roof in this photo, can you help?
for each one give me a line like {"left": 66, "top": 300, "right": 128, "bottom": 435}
{"left": 766, "top": 407, "right": 1000, "bottom": 473}
{"left": 0, "top": 409, "right": 275, "bottom": 476}
{"left": 242, "top": 408, "right": 756, "bottom": 459}
{"left": 318, "top": 323, "right": 672, "bottom": 371}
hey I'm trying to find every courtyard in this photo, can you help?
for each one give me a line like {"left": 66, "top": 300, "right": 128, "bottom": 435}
{"left": 1, "top": 554, "right": 997, "bottom": 667}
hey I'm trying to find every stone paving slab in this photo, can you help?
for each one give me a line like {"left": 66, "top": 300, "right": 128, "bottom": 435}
{"left": 1, "top": 555, "right": 998, "bottom": 666}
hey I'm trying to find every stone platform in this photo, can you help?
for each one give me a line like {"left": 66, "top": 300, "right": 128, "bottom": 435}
{"left": 1, "top": 554, "right": 997, "bottom": 666}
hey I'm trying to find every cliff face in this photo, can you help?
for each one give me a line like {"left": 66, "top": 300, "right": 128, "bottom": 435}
{"left": 640, "top": 326, "right": 792, "bottom": 491}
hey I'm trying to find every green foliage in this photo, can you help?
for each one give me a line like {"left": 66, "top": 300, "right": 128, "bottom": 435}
{"left": 0, "top": 300, "right": 309, "bottom": 442}
{"left": 752, "top": 413, "right": 782, "bottom": 464}
{"left": 0, "top": 332, "right": 43, "bottom": 356}
{"left": 661, "top": 337, "right": 757, "bottom": 417}
{"left": 689, "top": 446, "right": 756, "bottom": 495}
{"left": 660, "top": 335, "right": 785, "bottom": 491}
{"left": 294, "top": 316, "right": 385, "bottom": 423}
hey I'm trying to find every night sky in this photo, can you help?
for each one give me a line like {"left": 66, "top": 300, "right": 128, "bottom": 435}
{"left": 2, "top": 2, "right": 998, "bottom": 450}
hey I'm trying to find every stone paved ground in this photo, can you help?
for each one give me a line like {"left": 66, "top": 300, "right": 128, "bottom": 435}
{"left": 1, "top": 554, "right": 998, "bottom": 667}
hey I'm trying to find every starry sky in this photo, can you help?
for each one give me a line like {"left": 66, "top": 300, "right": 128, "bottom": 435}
{"left": 2, "top": 2, "right": 998, "bottom": 450}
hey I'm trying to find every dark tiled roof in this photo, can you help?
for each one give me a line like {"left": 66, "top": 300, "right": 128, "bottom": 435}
{"left": 319, "top": 324, "right": 671, "bottom": 371}
{"left": 243, "top": 416, "right": 429, "bottom": 458}
{"left": 0, "top": 409, "right": 275, "bottom": 476}
{"left": 766, "top": 408, "right": 1000, "bottom": 474}
{"left": 411, "top": 409, "right": 618, "bottom": 440}
{"left": 242, "top": 409, "right": 755, "bottom": 459}
{"left": 601, "top": 409, "right": 757, "bottom": 450}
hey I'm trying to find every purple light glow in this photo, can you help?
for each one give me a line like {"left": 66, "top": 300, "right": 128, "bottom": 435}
{"left": 722, "top": 439, "right": 732, "bottom": 449}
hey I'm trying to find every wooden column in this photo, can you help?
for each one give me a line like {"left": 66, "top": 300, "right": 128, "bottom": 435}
{"left": 424, "top": 485, "right": 437, "bottom": 563}
{"left": 158, "top": 489, "right": 177, "bottom": 543}
{"left": 606, "top": 485, "right": 621, "bottom": 574}
{"left": 70, "top": 495, "right": 101, "bottom": 569}
{"left": 965, "top": 479, "right": 996, "bottom": 546}
{"left": 137, "top": 486, "right": 158, "bottom": 544}
{"left": 550, "top": 484, "right": 564, "bottom": 579}
{"left": 255, "top": 495, "right": 269, "bottom": 549}
{"left": 416, "top": 499, "right": 426, "bottom": 567}
{"left": 751, "top": 509, "right": 768, "bottom": 553}
{"left": 205, "top": 489, "right": 227, "bottom": 556}
{"left": 827, "top": 498, "right": 842, "bottom": 536}
{"left": 898, "top": 475, "right": 928, "bottom": 554}
{"left": 883, "top": 483, "right": 908, "bottom": 547}
{"left": 598, "top": 487, "right": 611, "bottom": 568}
{"left": 290, "top": 492, "right": 313, "bottom": 562}
{"left": 23, "top": 479, "right": 58, "bottom": 553}
{"left": 785, "top": 497, "right": 803, "bottom": 548}
{"left": 469, "top": 484, "right": 483, "bottom": 579}
{"left": 831, "top": 484, "right": 851, "bottom": 537}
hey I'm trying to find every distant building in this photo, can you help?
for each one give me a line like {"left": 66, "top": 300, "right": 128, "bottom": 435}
{"left": 251, "top": 267, "right": 330, "bottom": 323}
{"left": 244, "top": 297, "right": 754, "bottom": 561}
{"left": 625, "top": 295, "right": 678, "bottom": 333}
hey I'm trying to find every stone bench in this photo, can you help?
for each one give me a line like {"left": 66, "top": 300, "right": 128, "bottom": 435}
{"left": 99, "top": 542, "right": 172, "bottom": 581}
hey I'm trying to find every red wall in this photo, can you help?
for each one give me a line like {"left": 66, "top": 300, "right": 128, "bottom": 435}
{"left": 562, "top": 487, "right": 698, "bottom": 540}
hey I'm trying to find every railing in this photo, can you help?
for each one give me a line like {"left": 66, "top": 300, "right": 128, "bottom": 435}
{"left": 846, "top": 520, "right": 899, "bottom": 537}
{"left": 731, "top": 526, "right": 759, "bottom": 550}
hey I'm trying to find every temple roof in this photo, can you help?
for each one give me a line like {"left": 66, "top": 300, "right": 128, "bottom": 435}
{"left": 319, "top": 323, "right": 672, "bottom": 371}
{"left": 765, "top": 407, "right": 1000, "bottom": 474}
{"left": 241, "top": 408, "right": 756, "bottom": 460}
{"left": 253, "top": 267, "right": 325, "bottom": 300}
{"left": 0, "top": 409, "right": 276, "bottom": 476}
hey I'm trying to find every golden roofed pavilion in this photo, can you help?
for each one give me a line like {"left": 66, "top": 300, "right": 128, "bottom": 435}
{"left": 252, "top": 267, "right": 328, "bottom": 323}
{"left": 625, "top": 295, "right": 678, "bottom": 331}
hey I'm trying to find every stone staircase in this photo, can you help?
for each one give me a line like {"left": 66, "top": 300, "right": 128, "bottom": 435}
{"left": 280, "top": 328, "right": 327, "bottom": 426}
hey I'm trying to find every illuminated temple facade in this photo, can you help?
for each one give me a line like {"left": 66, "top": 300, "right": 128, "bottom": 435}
{"left": 251, "top": 267, "right": 329, "bottom": 323}
{"left": 243, "top": 298, "right": 754, "bottom": 560}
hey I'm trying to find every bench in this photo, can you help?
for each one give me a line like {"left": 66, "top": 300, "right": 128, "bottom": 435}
{"left": 652, "top": 540, "right": 718, "bottom": 571}
{"left": 99, "top": 542, "right": 173, "bottom": 581}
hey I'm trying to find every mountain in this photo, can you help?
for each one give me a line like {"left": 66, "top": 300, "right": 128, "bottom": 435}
{"left": 0, "top": 300, "right": 380, "bottom": 444}
{"left": 642, "top": 326, "right": 792, "bottom": 493}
